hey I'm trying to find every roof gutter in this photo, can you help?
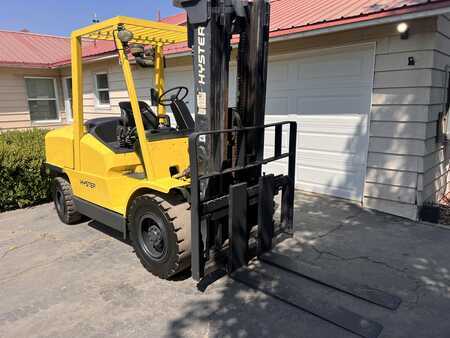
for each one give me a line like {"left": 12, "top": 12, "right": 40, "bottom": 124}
{"left": 51, "top": 52, "right": 118, "bottom": 69}
{"left": 0, "top": 62, "right": 54, "bottom": 69}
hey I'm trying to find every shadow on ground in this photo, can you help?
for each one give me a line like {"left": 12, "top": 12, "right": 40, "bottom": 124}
{"left": 165, "top": 192, "right": 450, "bottom": 338}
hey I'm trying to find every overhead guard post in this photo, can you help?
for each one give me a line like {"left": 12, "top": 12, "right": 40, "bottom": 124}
{"left": 71, "top": 34, "right": 84, "bottom": 171}
{"left": 115, "top": 32, "right": 153, "bottom": 179}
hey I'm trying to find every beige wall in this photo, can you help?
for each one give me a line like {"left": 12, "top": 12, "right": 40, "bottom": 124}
{"left": 0, "top": 67, "right": 67, "bottom": 130}
{"left": 60, "top": 58, "right": 120, "bottom": 120}
{"left": 421, "top": 15, "right": 450, "bottom": 207}
{"left": 60, "top": 58, "right": 178, "bottom": 120}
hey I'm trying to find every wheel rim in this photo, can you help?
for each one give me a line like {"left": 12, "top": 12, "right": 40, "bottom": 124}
{"left": 138, "top": 214, "right": 168, "bottom": 261}
{"left": 55, "top": 190, "right": 64, "bottom": 215}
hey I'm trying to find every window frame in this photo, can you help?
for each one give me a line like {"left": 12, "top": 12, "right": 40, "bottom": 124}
{"left": 63, "top": 76, "right": 73, "bottom": 122}
{"left": 24, "top": 76, "right": 61, "bottom": 124}
{"left": 94, "top": 72, "right": 111, "bottom": 108}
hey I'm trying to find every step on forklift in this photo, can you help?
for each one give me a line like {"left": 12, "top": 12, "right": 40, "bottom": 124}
{"left": 45, "top": 1, "right": 401, "bottom": 337}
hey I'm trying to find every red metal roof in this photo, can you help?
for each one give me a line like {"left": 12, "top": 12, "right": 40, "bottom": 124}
{"left": 1, "top": 0, "right": 450, "bottom": 68}
{"left": 270, "top": 0, "right": 446, "bottom": 33}
{"left": 163, "top": 0, "right": 450, "bottom": 34}
{"left": 0, "top": 30, "right": 115, "bottom": 68}
{"left": 162, "top": 0, "right": 450, "bottom": 53}
{"left": 160, "top": 12, "right": 188, "bottom": 26}
{"left": 268, "top": 0, "right": 450, "bottom": 38}
{"left": 161, "top": 0, "right": 450, "bottom": 32}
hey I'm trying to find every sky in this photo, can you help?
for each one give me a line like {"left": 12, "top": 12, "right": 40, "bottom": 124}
{"left": 0, "top": 0, "right": 182, "bottom": 36}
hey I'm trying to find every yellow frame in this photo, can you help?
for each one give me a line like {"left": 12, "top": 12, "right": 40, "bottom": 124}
{"left": 70, "top": 16, "right": 187, "bottom": 178}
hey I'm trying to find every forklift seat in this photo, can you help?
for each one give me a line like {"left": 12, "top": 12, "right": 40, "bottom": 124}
{"left": 119, "top": 101, "right": 158, "bottom": 130}
{"left": 85, "top": 116, "right": 133, "bottom": 153}
{"left": 170, "top": 99, "right": 195, "bottom": 131}
{"left": 86, "top": 101, "right": 190, "bottom": 153}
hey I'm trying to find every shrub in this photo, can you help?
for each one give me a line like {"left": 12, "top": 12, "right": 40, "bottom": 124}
{"left": 0, "top": 129, "right": 51, "bottom": 212}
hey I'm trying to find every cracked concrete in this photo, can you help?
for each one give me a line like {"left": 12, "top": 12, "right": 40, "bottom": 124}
{"left": 1, "top": 191, "right": 450, "bottom": 338}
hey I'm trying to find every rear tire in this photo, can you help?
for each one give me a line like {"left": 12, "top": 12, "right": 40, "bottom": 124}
{"left": 128, "top": 194, "right": 191, "bottom": 279}
{"left": 52, "top": 177, "right": 83, "bottom": 225}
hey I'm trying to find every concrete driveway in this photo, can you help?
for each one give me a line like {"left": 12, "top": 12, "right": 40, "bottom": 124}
{"left": 1, "top": 192, "right": 450, "bottom": 338}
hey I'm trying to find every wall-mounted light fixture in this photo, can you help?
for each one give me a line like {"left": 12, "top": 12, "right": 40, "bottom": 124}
{"left": 397, "top": 22, "right": 409, "bottom": 40}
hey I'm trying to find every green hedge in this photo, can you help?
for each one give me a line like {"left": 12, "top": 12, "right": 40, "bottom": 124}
{"left": 0, "top": 129, "right": 51, "bottom": 212}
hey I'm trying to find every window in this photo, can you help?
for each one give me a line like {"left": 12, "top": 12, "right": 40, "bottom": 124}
{"left": 25, "top": 78, "right": 59, "bottom": 122}
{"left": 95, "top": 73, "right": 110, "bottom": 106}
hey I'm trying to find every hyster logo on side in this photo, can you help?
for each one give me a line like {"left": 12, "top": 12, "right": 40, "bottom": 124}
{"left": 197, "top": 26, "right": 207, "bottom": 116}
{"left": 197, "top": 26, "right": 206, "bottom": 86}
{"left": 80, "top": 180, "right": 96, "bottom": 189}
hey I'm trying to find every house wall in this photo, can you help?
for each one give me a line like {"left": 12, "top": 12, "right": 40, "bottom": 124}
{"left": 267, "top": 17, "right": 439, "bottom": 220}
{"left": 0, "top": 67, "right": 66, "bottom": 129}
{"left": 1, "top": 15, "right": 446, "bottom": 220}
{"left": 366, "top": 18, "right": 440, "bottom": 220}
{"left": 420, "top": 14, "right": 450, "bottom": 206}
{"left": 60, "top": 59, "right": 120, "bottom": 120}
{"left": 59, "top": 56, "right": 191, "bottom": 121}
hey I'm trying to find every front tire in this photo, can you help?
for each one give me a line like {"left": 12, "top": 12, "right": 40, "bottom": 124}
{"left": 128, "top": 194, "right": 191, "bottom": 279}
{"left": 52, "top": 177, "right": 83, "bottom": 225}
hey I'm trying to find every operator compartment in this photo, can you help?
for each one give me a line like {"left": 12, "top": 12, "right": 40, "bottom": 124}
{"left": 80, "top": 99, "right": 191, "bottom": 179}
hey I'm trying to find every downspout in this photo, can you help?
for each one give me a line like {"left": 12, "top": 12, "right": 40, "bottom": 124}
{"left": 442, "top": 64, "right": 450, "bottom": 200}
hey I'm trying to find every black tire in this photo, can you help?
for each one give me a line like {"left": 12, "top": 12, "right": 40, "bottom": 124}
{"left": 52, "top": 177, "right": 83, "bottom": 225}
{"left": 128, "top": 194, "right": 191, "bottom": 279}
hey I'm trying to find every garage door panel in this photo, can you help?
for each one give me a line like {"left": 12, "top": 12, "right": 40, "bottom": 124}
{"left": 264, "top": 133, "right": 290, "bottom": 152}
{"left": 298, "top": 150, "right": 364, "bottom": 172}
{"left": 299, "top": 165, "right": 362, "bottom": 188}
{"left": 298, "top": 54, "right": 364, "bottom": 81}
{"left": 268, "top": 62, "right": 290, "bottom": 83}
{"left": 263, "top": 161, "right": 289, "bottom": 177}
{"left": 296, "top": 93, "right": 370, "bottom": 115}
{"left": 267, "top": 96, "right": 290, "bottom": 115}
{"left": 298, "top": 179, "right": 361, "bottom": 201}
{"left": 265, "top": 136, "right": 365, "bottom": 170}
{"left": 264, "top": 44, "right": 374, "bottom": 202}
{"left": 299, "top": 133, "right": 363, "bottom": 153}
{"left": 298, "top": 115, "right": 367, "bottom": 135}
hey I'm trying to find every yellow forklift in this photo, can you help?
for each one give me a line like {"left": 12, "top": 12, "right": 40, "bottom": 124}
{"left": 46, "top": 17, "right": 194, "bottom": 278}
{"left": 46, "top": 2, "right": 401, "bottom": 337}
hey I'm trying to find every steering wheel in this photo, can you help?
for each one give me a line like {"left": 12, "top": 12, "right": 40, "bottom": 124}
{"left": 158, "top": 86, "right": 189, "bottom": 107}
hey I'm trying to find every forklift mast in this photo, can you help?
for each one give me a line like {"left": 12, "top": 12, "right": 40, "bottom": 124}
{"left": 175, "top": 0, "right": 296, "bottom": 281}
{"left": 175, "top": 0, "right": 269, "bottom": 176}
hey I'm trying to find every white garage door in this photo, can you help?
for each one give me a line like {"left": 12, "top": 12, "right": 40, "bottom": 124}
{"left": 264, "top": 44, "right": 375, "bottom": 202}
{"left": 165, "top": 44, "right": 374, "bottom": 202}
